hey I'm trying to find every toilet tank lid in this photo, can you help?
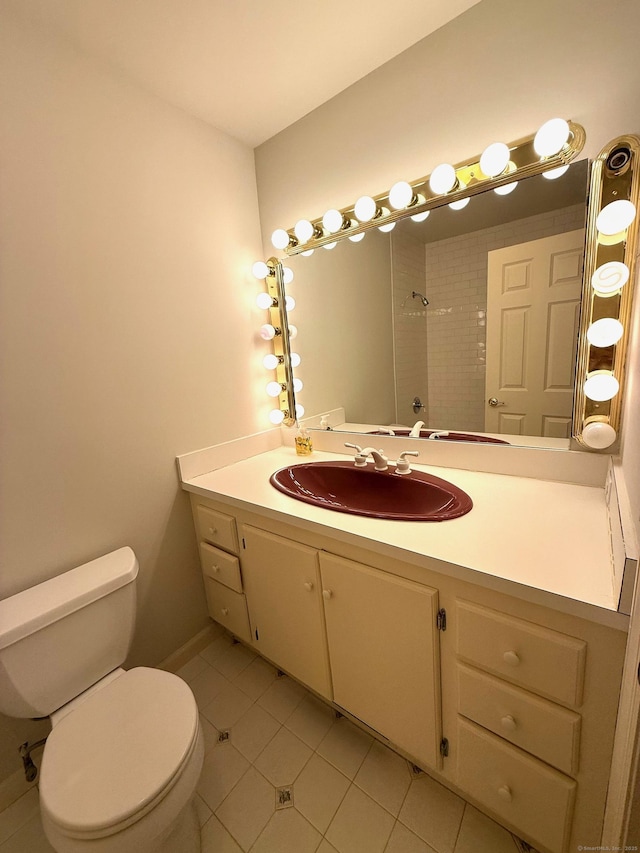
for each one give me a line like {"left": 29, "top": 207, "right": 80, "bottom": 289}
{"left": 0, "top": 547, "right": 139, "bottom": 650}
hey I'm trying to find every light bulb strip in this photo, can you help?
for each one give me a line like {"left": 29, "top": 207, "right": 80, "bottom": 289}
{"left": 279, "top": 121, "right": 585, "bottom": 256}
{"left": 264, "top": 258, "right": 296, "bottom": 426}
{"left": 573, "top": 134, "right": 640, "bottom": 448}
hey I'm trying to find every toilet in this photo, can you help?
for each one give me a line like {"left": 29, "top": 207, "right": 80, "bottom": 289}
{"left": 0, "top": 547, "right": 204, "bottom": 853}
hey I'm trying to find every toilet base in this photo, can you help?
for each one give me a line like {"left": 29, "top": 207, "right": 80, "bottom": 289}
{"left": 154, "top": 797, "right": 200, "bottom": 853}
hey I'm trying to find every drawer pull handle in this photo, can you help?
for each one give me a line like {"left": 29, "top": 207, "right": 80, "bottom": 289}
{"left": 209, "top": 527, "right": 217, "bottom": 535}
{"left": 211, "top": 564, "right": 220, "bottom": 574}
{"left": 323, "top": 589, "right": 333, "bottom": 600}
{"left": 503, "top": 650, "right": 520, "bottom": 666}
{"left": 304, "top": 582, "right": 314, "bottom": 591}
{"left": 498, "top": 785, "right": 512, "bottom": 802}
{"left": 221, "top": 607, "right": 229, "bottom": 616}
{"left": 500, "top": 714, "right": 517, "bottom": 732}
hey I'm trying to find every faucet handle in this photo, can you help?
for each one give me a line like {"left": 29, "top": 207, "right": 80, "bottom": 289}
{"left": 344, "top": 442, "right": 368, "bottom": 467}
{"left": 395, "top": 450, "right": 419, "bottom": 474}
{"left": 344, "top": 442, "right": 363, "bottom": 453}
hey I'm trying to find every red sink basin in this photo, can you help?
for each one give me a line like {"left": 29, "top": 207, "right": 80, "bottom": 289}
{"left": 270, "top": 461, "right": 472, "bottom": 521}
{"left": 368, "top": 429, "right": 509, "bottom": 445}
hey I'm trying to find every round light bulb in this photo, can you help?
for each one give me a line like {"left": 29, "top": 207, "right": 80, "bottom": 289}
{"left": 295, "top": 404, "right": 305, "bottom": 418}
{"left": 542, "top": 165, "right": 570, "bottom": 180}
{"left": 301, "top": 249, "right": 315, "bottom": 257}
{"left": 252, "top": 261, "right": 269, "bottom": 279}
{"left": 294, "top": 219, "right": 314, "bottom": 244}
{"left": 271, "top": 228, "right": 291, "bottom": 250}
{"left": 584, "top": 370, "right": 619, "bottom": 402}
{"left": 389, "top": 181, "right": 414, "bottom": 210}
{"left": 533, "top": 118, "right": 570, "bottom": 157}
{"left": 269, "top": 409, "right": 285, "bottom": 425}
{"left": 494, "top": 181, "right": 518, "bottom": 196}
{"left": 256, "top": 293, "right": 274, "bottom": 310}
{"left": 449, "top": 182, "right": 469, "bottom": 211}
{"left": 354, "top": 196, "right": 377, "bottom": 222}
{"left": 411, "top": 210, "right": 430, "bottom": 223}
{"left": 263, "top": 354, "right": 280, "bottom": 370}
{"left": 349, "top": 232, "right": 365, "bottom": 242}
{"left": 289, "top": 324, "right": 298, "bottom": 339}
{"left": 596, "top": 200, "right": 636, "bottom": 236}
{"left": 591, "top": 261, "right": 630, "bottom": 296}
{"left": 480, "top": 142, "right": 510, "bottom": 177}
{"left": 266, "top": 381, "right": 283, "bottom": 398}
{"left": 293, "top": 378, "right": 303, "bottom": 392}
{"left": 285, "top": 295, "right": 295, "bottom": 311}
{"left": 582, "top": 419, "right": 617, "bottom": 449}
{"left": 260, "top": 324, "right": 276, "bottom": 341}
{"left": 378, "top": 221, "right": 396, "bottom": 233}
{"left": 290, "top": 352, "right": 301, "bottom": 367}
{"left": 323, "top": 241, "right": 337, "bottom": 250}
{"left": 282, "top": 267, "right": 294, "bottom": 285}
{"left": 587, "top": 318, "right": 624, "bottom": 348}
{"left": 429, "top": 163, "right": 457, "bottom": 195}
{"left": 322, "top": 209, "right": 345, "bottom": 233}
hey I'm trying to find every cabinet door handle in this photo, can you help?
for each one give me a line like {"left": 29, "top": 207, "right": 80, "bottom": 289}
{"left": 209, "top": 526, "right": 217, "bottom": 535}
{"left": 322, "top": 589, "right": 333, "bottom": 600}
{"left": 221, "top": 607, "right": 229, "bottom": 616}
{"left": 503, "top": 650, "right": 520, "bottom": 666}
{"left": 211, "top": 564, "right": 220, "bottom": 574}
{"left": 497, "top": 785, "right": 512, "bottom": 802}
{"left": 304, "top": 582, "right": 314, "bottom": 591}
{"left": 500, "top": 714, "right": 517, "bottom": 732}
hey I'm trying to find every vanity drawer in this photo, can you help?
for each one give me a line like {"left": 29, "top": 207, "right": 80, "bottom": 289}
{"left": 203, "top": 577, "right": 251, "bottom": 643}
{"left": 195, "top": 504, "right": 238, "bottom": 554}
{"left": 457, "top": 664, "right": 581, "bottom": 776}
{"left": 457, "top": 717, "right": 576, "bottom": 853}
{"left": 456, "top": 601, "right": 586, "bottom": 707}
{"left": 199, "top": 542, "right": 242, "bottom": 593}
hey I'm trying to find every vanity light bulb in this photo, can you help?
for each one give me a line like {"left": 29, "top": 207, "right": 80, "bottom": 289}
{"left": 542, "top": 165, "right": 570, "bottom": 180}
{"left": 290, "top": 352, "right": 301, "bottom": 367}
{"left": 301, "top": 249, "right": 315, "bottom": 257}
{"left": 288, "top": 324, "right": 298, "bottom": 339}
{"left": 285, "top": 295, "right": 295, "bottom": 311}
{"left": 322, "top": 209, "right": 345, "bottom": 234}
{"left": 263, "top": 354, "right": 280, "bottom": 370}
{"left": 584, "top": 371, "right": 620, "bottom": 402}
{"left": 582, "top": 420, "right": 617, "bottom": 450}
{"left": 269, "top": 409, "right": 285, "bottom": 425}
{"left": 294, "top": 219, "right": 315, "bottom": 244}
{"left": 282, "top": 267, "right": 294, "bottom": 285}
{"left": 389, "top": 181, "right": 414, "bottom": 210}
{"left": 259, "top": 324, "right": 277, "bottom": 341}
{"left": 479, "top": 142, "right": 510, "bottom": 178}
{"left": 596, "top": 200, "right": 636, "bottom": 236}
{"left": 449, "top": 182, "right": 469, "bottom": 211}
{"left": 349, "top": 232, "right": 365, "bottom": 242}
{"left": 587, "top": 318, "right": 624, "bottom": 348}
{"left": 378, "top": 222, "right": 396, "bottom": 233}
{"left": 533, "top": 118, "right": 570, "bottom": 158}
{"left": 494, "top": 181, "right": 518, "bottom": 196}
{"left": 354, "top": 196, "right": 378, "bottom": 222}
{"left": 266, "top": 381, "right": 283, "bottom": 398}
{"left": 323, "top": 241, "right": 338, "bottom": 250}
{"left": 591, "top": 261, "right": 630, "bottom": 296}
{"left": 255, "top": 293, "right": 274, "bottom": 310}
{"left": 429, "top": 164, "right": 457, "bottom": 195}
{"left": 295, "top": 404, "right": 305, "bottom": 418}
{"left": 411, "top": 210, "right": 430, "bottom": 223}
{"left": 271, "top": 228, "right": 291, "bottom": 250}
{"left": 252, "top": 261, "right": 269, "bottom": 279}
{"left": 293, "top": 378, "right": 303, "bottom": 392}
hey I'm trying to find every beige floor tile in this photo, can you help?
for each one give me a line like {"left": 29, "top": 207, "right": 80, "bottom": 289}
{"left": 317, "top": 841, "right": 340, "bottom": 853}
{"left": 200, "top": 814, "right": 243, "bottom": 853}
{"left": 354, "top": 740, "right": 412, "bottom": 817}
{"left": 294, "top": 753, "right": 350, "bottom": 834}
{"left": 257, "top": 675, "right": 306, "bottom": 723}
{"left": 200, "top": 634, "right": 236, "bottom": 666}
{"left": 194, "top": 793, "right": 213, "bottom": 828}
{"left": 285, "top": 694, "right": 336, "bottom": 749}
{"left": 454, "top": 805, "right": 519, "bottom": 853}
{"left": 190, "top": 664, "right": 231, "bottom": 709}
{"left": 233, "top": 655, "right": 278, "bottom": 701}
{"left": 0, "top": 789, "right": 40, "bottom": 846}
{"left": 215, "top": 767, "right": 275, "bottom": 851}
{"left": 385, "top": 821, "right": 438, "bottom": 853}
{"left": 0, "top": 811, "right": 54, "bottom": 853}
{"left": 252, "top": 808, "right": 322, "bottom": 853}
{"left": 232, "top": 704, "right": 280, "bottom": 763}
{"left": 326, "top": 784, "right": 395, "bottom": 853}
{"left": 175, "top": 653, "right": 210, "bottom": 684}
{"left": 254, "top": 726, "right": 313, "bottom": 786}
{"left": 317, "top": 717, "right": 373, "bottom": 779}
{"left": 199, "top": 713, "right": 220, "bottom": 754}
{"left": 211, "top": 643, "right": 256, "bottom": 680}
{"left": 398, "top": 774, "right": 465, "bottom": 853}
{"left": 197, "top": 742, "right": 249, "bottom": 811}
{"left": 201, "top": 681, "right": 253, "bottom": 730}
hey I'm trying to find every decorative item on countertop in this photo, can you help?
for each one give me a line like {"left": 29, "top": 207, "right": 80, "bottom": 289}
{"left": 295, "top": 425, "right": 313, "bottom": 456}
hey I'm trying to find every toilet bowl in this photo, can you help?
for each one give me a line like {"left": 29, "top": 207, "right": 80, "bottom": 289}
{"left": 0, "top": 548, "right": 204, "bottom": 853}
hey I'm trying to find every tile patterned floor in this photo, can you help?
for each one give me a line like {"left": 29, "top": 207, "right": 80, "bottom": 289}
{"left": 0, "top": 629, "right": 522, "bottom": 853}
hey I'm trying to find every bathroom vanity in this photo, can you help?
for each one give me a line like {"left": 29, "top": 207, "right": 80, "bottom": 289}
{"left": 179, "top": 439, "right": 630, "bottom": 853}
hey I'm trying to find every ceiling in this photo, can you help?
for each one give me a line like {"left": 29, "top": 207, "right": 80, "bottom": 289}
{"left": 6, "top": 0, "right": 481, "bottom": 147}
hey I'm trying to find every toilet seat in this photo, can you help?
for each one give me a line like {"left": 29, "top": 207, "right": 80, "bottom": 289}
{"left": 39, "top": 667, "right": 199, "bottom": 840}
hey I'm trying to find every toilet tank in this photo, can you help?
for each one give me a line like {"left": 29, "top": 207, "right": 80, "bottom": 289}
{"left": 0, "top": 547, "right": 138, "bottom": 718}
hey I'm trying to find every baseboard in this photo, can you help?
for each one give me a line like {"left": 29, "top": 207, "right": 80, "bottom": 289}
{"left": 159, "top": 622, "right": 222, "bottom": 674}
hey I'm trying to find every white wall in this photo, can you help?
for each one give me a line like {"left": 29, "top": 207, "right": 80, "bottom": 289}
{"left": 254, "top": 0, "right": 640, "bottom": 538}
{"left": 0, "top": 10, "right": 264, "bottom": 698}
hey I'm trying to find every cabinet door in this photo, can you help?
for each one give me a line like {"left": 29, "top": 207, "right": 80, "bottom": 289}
{"left": 240, "top": 526, "right": 332, "bottom": 699}
{"left": 320, "top": 553, "right": 442, "bottom": 769}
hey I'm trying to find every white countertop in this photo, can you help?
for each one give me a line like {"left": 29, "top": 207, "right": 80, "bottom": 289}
{"left": 181, "top": 446, "right": 624, "bottom": 629}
